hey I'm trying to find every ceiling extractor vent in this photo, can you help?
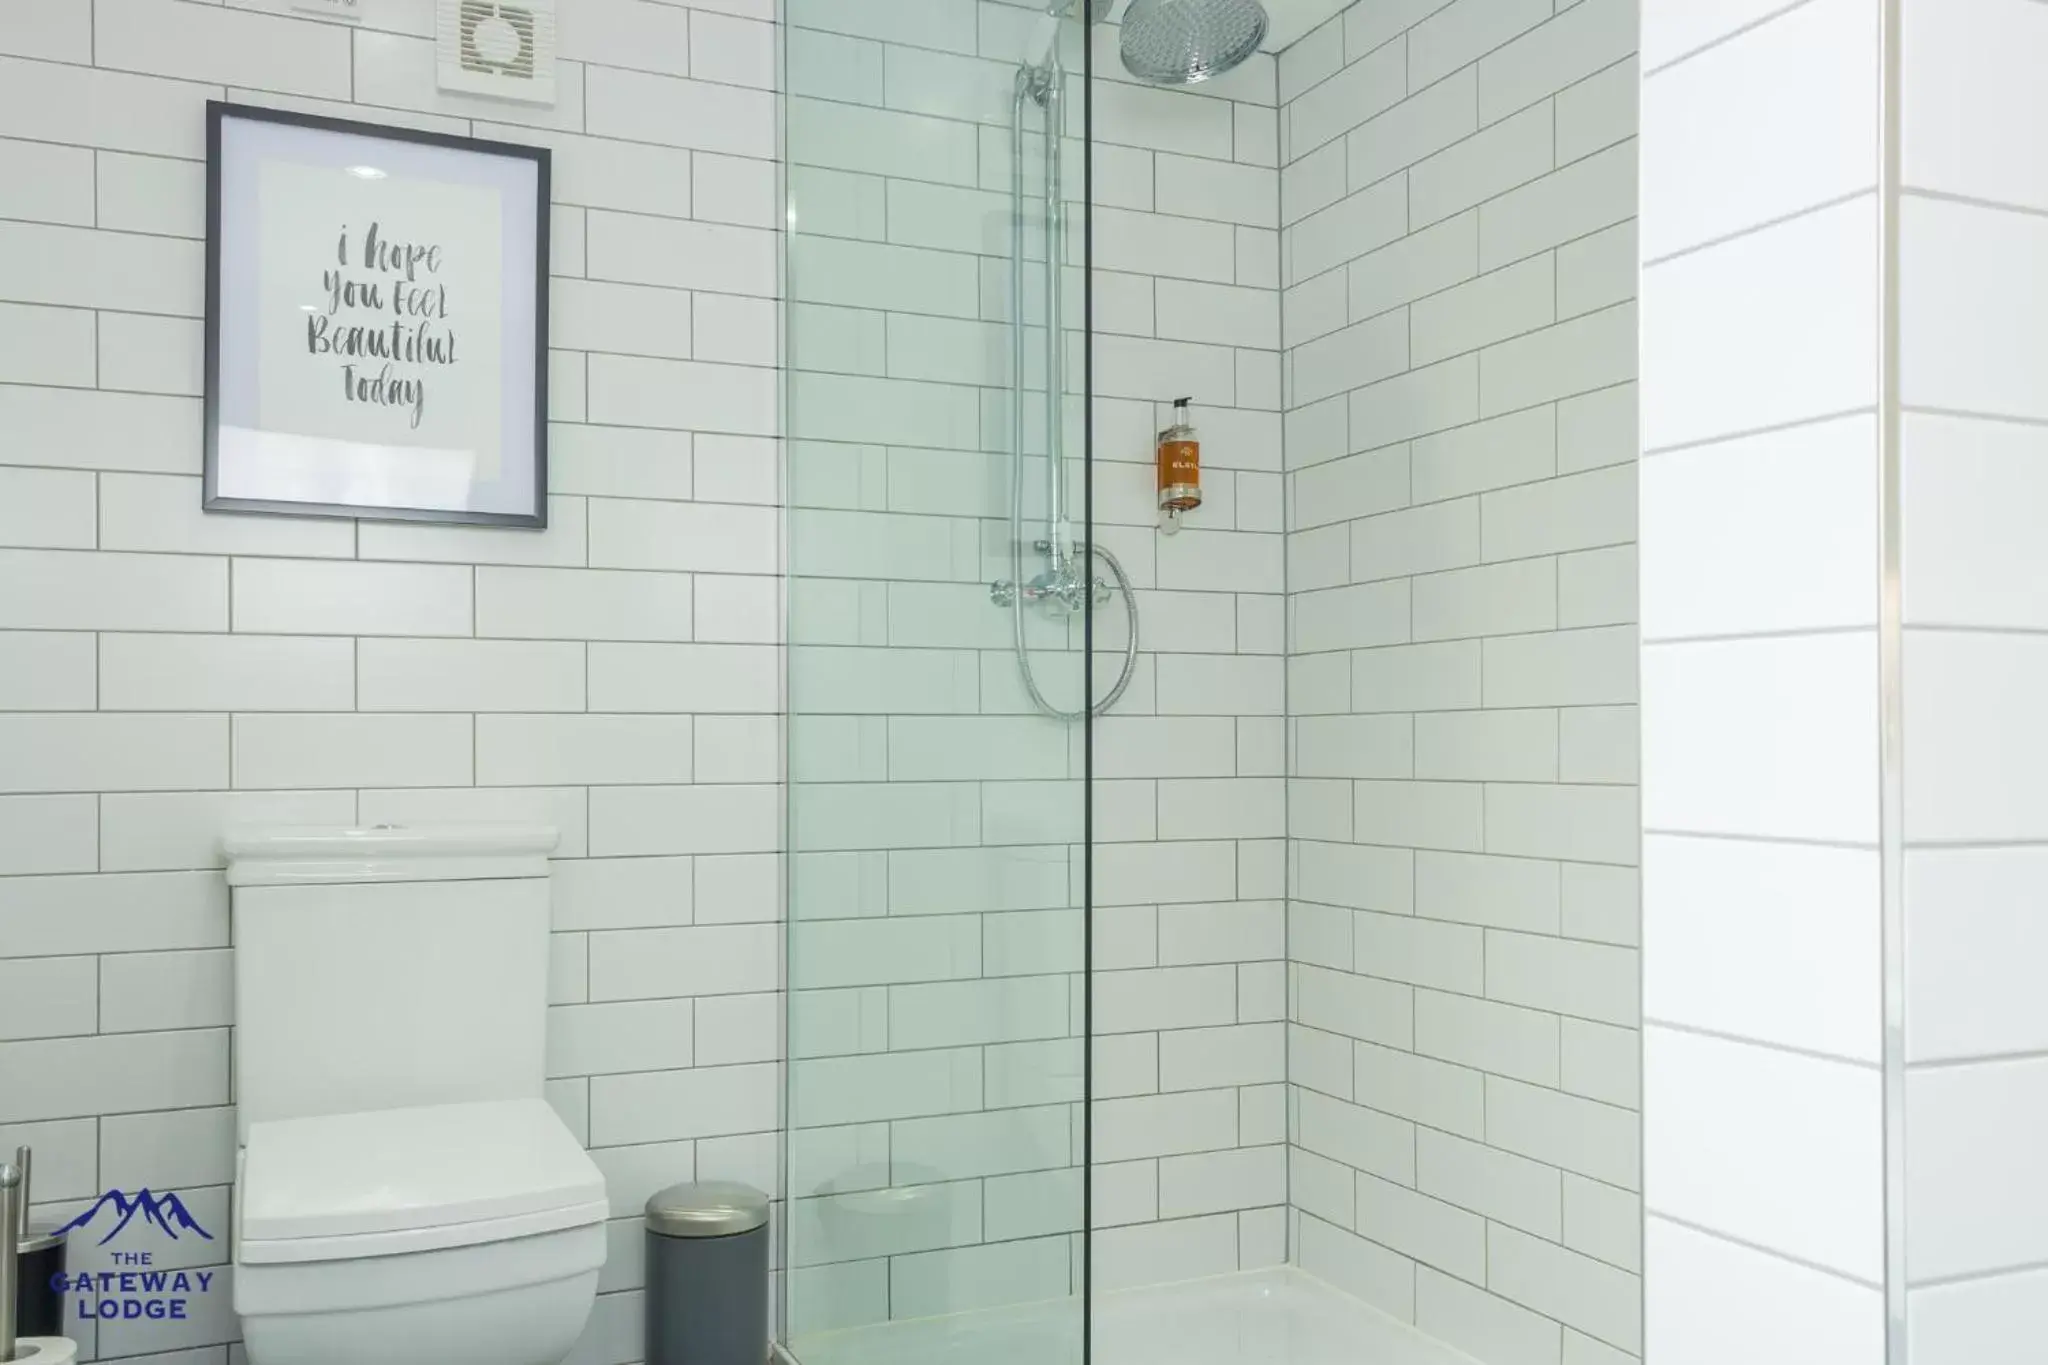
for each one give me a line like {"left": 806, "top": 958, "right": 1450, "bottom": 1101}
{"left": 436, "top": 0, "right": 558, "bottom": 106}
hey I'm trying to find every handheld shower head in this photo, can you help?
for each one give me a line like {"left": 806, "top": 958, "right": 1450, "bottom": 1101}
{"left": 1120, "top": 0, "right": 1268, "bottom": 84}
{"left": 1026, "top": 0, "right": 1113, "bottom": 67}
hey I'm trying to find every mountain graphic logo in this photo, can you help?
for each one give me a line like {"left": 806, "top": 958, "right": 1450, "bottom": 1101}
{"left": 54, "top": 1190, "right": 214, "bottom": 1247}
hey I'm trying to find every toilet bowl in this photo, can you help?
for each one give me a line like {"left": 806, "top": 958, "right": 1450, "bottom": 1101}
{"left": 223, "top": 827, "right": 607, "bottom": 1365}
{"left": 235, "top": 1098, "right": 607, "bottom": 1365}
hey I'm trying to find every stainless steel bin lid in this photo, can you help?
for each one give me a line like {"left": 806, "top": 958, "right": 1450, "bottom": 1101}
{"left": 646, "top": 1180, "right": 769, "bottom": 1238}
{"left": 17, "top": 1220, "right": 64, "bottom": 1255}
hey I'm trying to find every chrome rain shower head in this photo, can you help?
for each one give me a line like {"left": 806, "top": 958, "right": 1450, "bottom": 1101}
{"left": 1119, "top": 0, "right": 1268, "bottom": 84}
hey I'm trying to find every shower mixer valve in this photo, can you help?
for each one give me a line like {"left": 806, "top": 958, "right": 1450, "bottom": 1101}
{"left": 991, "top": 542, "right": 1113, "bottom": 613}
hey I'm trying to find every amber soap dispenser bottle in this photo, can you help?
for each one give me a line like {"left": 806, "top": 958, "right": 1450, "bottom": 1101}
{"left": 1156, "top": 396, "right": 1202, "bottom": 532}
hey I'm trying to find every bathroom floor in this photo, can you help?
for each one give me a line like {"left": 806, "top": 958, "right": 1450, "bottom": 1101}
{"left": 786, "top": 1268, "right": 1478, "bottom": 1365}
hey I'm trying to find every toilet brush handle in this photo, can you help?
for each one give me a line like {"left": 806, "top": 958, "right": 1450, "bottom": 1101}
{"left": 0, "top": 1158, "right": 20, "bottom": 1363}
{"left": 12, "top": 1148, "right": 26, "bottom": 1241}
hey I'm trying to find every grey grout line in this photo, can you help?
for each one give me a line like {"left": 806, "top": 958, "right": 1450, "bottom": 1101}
{"left": 1895, "top": 623, "right": 2048, "bottom": 639}
{"left": 1647, "top": 1211, "right": 1885, "bottom": 1293}
{"left": 1645, "top": 623, "right": 1879, "bottom": 647}
{"left": 1901, "top": 185, "right": 2048, "bottom": 222}
{"left": 1291, "top": 1029, "right": 1638, "bottom": 1130}
{"left": 1298, "top": 1207, "right": 1637, "bottom": 1349}
{"left": 1641, "top": 404, "right": 1880, "bottom": 459}
{"left": 1906, "top": 1047, "right": 2048, "bottom": 1072}
{"left": 1639, "top": 186, "right": 1878, "bottom": 271}
{"left": 1638, "top": 0, "right": 1824, "bottom": 78}
{"left": 1910, "top": 1255, "right": 2048, "bottom": 1292}
{"left": 1901, "top": 402, "right": 2048, "bottom": 432}
{"left": 1642, "top": 1017, "right": 1882, "bottom": 1073}
{"left": 1643, "top": 827, "right": 1879, "bottom": 852}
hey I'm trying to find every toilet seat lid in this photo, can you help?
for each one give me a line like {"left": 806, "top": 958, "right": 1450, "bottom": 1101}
{"left": 240, "top": 1098, "right": 605, "bottom": 1247}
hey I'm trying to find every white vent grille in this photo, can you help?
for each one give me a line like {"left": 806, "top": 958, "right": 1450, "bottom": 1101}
{"left": 435, "top": 0, "right": 558, "bottom": 106}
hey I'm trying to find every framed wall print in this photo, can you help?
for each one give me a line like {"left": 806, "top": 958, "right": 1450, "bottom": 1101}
{"left": 204, "top": 101, "right": 551, "bottom": 527}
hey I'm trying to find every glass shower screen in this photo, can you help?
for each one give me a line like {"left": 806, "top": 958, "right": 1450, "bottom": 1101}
{"left": 781, "top": 1, "right": 1096, "bottom": 1361}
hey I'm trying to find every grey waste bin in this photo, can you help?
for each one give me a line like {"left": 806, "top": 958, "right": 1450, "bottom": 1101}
{"left": 645, "top": 1181, "right": 770, "bottom": 1365}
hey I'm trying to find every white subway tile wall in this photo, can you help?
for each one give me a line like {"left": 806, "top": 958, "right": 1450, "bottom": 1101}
{"left": 781, "top": 0, "right": 1286, "bottom": 1333}
{"left": 0, "top": 3, "right": 779, "bottom": 1363}
{"left": 1280, "top": 0, "right": 1642, "bottom": 1358}
{"left": 1898, "top": 2, "right": 2048, "bottom": 1360}
{"left": 45, "top": 2, "right": 2028, "bottom": 1361}
{"left": 1638, "top": 0, "right": 1887, "bottom": 1360}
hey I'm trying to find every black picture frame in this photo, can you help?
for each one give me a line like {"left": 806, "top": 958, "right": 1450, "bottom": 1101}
{"left": 203, "top": 100, "right": 552, "bottom": 528}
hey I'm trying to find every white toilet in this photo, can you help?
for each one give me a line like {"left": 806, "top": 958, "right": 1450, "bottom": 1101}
{"left": 225, "top": 826, "right": 607, "bottom": 1365}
